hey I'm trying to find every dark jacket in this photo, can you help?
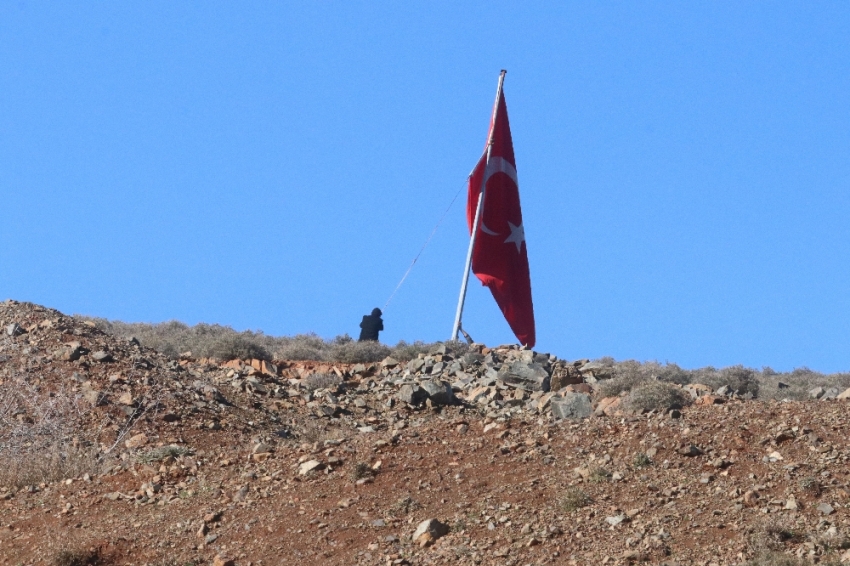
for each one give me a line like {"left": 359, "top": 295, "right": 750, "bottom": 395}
{"left": 358, "top": 308, "right": 384, "bottom": 341}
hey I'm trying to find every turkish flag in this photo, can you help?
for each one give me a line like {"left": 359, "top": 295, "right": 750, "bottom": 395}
{"left": 467, "top": 86, "right": 536, "bottom": 347}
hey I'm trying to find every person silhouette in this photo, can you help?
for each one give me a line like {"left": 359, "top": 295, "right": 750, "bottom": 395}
{"left": 358, "top": 308, "right": 384, "bottom": 342}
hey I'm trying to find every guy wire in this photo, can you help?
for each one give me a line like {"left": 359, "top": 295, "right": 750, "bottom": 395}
{"left": 383, "top": 183, "right": 466, "bottom": 311}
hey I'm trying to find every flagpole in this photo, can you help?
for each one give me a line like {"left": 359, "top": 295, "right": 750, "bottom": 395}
{"left": 451, "top": 70, "right": 507, "bottom": 342}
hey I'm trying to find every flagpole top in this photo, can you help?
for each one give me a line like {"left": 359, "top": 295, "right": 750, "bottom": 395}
{"left": 500, "top": 69, "right": 507, "bottom": 75}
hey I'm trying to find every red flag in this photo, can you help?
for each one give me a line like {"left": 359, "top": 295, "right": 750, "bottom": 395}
{"left": 467, "top": 84, "right": 536, "bottom": 347}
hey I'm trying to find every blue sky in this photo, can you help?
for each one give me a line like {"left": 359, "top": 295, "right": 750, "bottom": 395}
{"left": 2, "top": 2, "right": 850, "bottom": 371}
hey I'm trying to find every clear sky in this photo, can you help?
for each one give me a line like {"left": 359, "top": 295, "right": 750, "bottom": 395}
{"left": 2, "top": 2, "right": 850, "bottom": 372}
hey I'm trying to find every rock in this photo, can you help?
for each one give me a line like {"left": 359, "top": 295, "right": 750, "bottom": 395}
{"left": 594, "top": 396, "right": 622, "bottom": 417}
{"left": 381, "top": 357, "right": 399, "bottom": 368}
{"left": 420, "top": 380, "right": 456, "bottom": 406}
{"left": 605, "top": 515, "right": 627, "bottom": 527}
{"left": 837, "top": 387, "right": 850, "bottom": 400}
{"left": 232, "top": 486, "right": 249, "bottom": 502}
{"left": 684, "top": 383, "right": 712, "bottom": 398}
{"left": 809, "top": 387, "right": 826, "bottom": 399}
{"left": 92, "top": 350, "right": 114, "bottom": 363}
{"left": 5, "top": 323, "right": 25, "bottom": 337}
{"left": 785, "top": 497, "right": 798, "bottom": 510}
{"left": 578, "top": 361, "right": 612, "bottom": 379}
{"left": 715, "top": 385, "right": 731, "bottom": 396}
{"left": 498, "top": 361, "right": 550, "bottom": 391}
{"left": 823, "top": 387, "right": 841, "bottom": 400}
{"left": 407, "top": 358, "right": 425, "bottom": 373}
{"left": 117, "top": 392, "right": 135, "bottom": 406}
{"left": 252, "top": 442, "right": 272, "bottom": 454}
{"left": 56, "top": 342, "right": 85, "bottom": 361}
{"left": 743, "top": 490, "right": 759, "bottom": 507}
{"left": 397, "top": 384, "right": 428, "bottom": 406}
{"left": 259, "top": 360, "right": 278, "bottom": 376}
{"left": 82, "top": 388, "right": 107, "bottom": 407}
{"left": 125, "top": 433, "right": 148, "bottom": 449}
{"left": 430, "top": 343, "right": 447, "bottom": 356}
{"left": 212, "top": 555, "right": 234, "bottom": 566}
{"left": 549, "top": 364, "right": 582, "bottom": 391}
{"left": 564, "top": 383, "right": 594, "bottom": 395}
{"left": 413, "top": 518, "right": 450, "bottom": 547}
{"left": 550, "top": 392, "right": 592, "bottom": 420}
{"left": 817, "top": 503, "right": 835, "bottom": 515}
{"left": 298, "top": 460, "right": 323, "bottom": 476}
{"left": 677, "top": 444, "right": 703, "bottom": 457}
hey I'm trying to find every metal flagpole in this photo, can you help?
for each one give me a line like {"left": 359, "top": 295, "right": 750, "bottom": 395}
{"left": 451, "top": 70, "right": 507, "bottom": 342}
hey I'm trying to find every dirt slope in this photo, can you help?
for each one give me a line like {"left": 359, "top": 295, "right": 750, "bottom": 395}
{"left": 1, "top": 300, "right": 849, "bottom": 566}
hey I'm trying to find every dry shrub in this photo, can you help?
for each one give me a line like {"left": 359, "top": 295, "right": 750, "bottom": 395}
{"left": 799, "top": 476, "right": 821, "bottom": 497}
{"left": 351, "top": 462, "right": 373, "bottom": 481}
{"left": 275, "top": 333, "right": 329, "bottom": 361}
{"left": 208, "top": 334, "right": 271, "bottom": 361}
{"left": 561, "top": 487, "right": 591, "bottom": 512}
{"left": 137, "top": 445, "right": 189, "bottom": 464}
{"left": 596, "top": 361, "right": 691, "bottom": 399}
{"left": 743, "top": 551, "right": 810, "bottom": 566}
{"left": 297, "top": 419, "right": 342, "bottom": 444}
{"left": 328, "top": 335, "right": 391, "bottom": 363}
{"left": 749, "top": 516, "right": 807, "bottom": 555}
{"left": 52, "top": 548, "right": 102, "bottom": 566}
{"left": 79, "top": 315, "right": 449, "bottom": 364}
{"left": 713, "top": 365, "right": 760, "bottom": 398}
{"left": 588, "top": 466, "right": 612, "bottom": 483}
{"left": 623, "top": 382, "right": 692, "bottom": 413}
{"left": 590, "top": 359, "right": 850, "bottom": 402}
{"left": 303, "top": 372, "right": 342, "bottom": 391}
{"left": 633, "top": 452, "right": 652, "bottom": 468}
{"left": 76, "top": 317, "right": 278, "bottom": 360}
{"left": 0, "top": 384, "right": 101, "bottom": 489}
{"left": 392, "top": 495, "right": 422, "bottom": 514}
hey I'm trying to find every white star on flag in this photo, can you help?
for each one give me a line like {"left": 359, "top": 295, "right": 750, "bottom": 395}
{"left": 504, "top": 221, "right": 525, "bottom": 253}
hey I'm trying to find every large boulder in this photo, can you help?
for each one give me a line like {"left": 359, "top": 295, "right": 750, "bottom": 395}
{"left": 397, "top": 384, "right": 428, "bottom": 406}
{"left": 413, "top": 519, "right": 450, "bottom": 547}
{"left": 498, "top": 361, "right": 550, "bottom": 392}
{"left": 420, "top": 380, "right": 457, "bottom": 406}
{"left": 549, "top": 362, "right": 583, "bottom": 391}
{"left": 550, "top": 392, "right": 592, "bottom": 420}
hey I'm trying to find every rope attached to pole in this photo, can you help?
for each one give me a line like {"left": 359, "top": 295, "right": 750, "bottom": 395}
{"left": 383, "top": 183, "right": 465, "bottom": 311}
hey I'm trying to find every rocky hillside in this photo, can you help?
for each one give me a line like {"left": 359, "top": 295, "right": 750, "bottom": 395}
{"left": 1, "top": 299, "right": 850, "bottom": 566}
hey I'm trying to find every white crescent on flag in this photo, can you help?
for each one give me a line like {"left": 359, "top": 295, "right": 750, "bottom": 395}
{"left": 478, "top": 156, "right": 519, "bottom": 236}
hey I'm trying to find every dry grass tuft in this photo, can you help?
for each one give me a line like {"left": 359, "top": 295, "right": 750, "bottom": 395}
{"left": 633, "top": 452, "right": 652, "bottom": 468}
{"left": 588, "top": 467, "right": 612, "bottom": 483}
